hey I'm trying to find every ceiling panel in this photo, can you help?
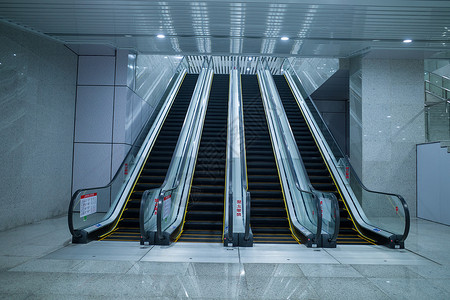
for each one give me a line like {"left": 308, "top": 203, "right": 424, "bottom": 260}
{"left": 0, "top": 0, "right": 449, "bottom": 58}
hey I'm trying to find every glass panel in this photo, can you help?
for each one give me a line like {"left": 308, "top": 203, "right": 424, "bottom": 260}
{"left": 282, "top": 59, "right": 409, "bottom": 241}
{"left": 69, "top": 63, "right": 186, "bottom": 236}
{"left": 426, "top": 102, "right": 450, "bottom": 142}
{"left": 259, "top": 63, "right": 339, "bottom": 244}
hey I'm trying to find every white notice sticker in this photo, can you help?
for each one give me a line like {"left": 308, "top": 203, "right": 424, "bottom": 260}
{"left": 80, "top": 193, "right": 97, "bottom": 218}
{"left": 163, "top": 194, "right": 171, "bottom": 220}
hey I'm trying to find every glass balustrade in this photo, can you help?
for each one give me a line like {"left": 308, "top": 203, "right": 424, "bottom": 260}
{"left": 282, "top": 59, "right": 410, "bottom": 247}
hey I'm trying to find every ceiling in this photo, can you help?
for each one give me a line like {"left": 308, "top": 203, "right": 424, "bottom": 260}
{"left": 1, "top": 0, "right": 450, "bottom": 58}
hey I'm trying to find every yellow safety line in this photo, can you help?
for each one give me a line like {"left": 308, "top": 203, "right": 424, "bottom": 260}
{"left": 173, "top": 72, "right": 214, "bottom": 242}
{"left": 256, "top": 73, "right": 301, "bottom": 245}
{"left": 283, "top": 73, "right": 376, "bottom": 244}
{"left": 99, "top": 73, "right": 187, "bottom": 240}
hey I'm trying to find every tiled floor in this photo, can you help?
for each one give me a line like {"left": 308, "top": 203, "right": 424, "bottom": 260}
{"left": 0, "top": 216, "right": 449, "bottom": 299}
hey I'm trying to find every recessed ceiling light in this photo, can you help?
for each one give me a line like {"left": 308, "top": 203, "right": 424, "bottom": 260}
{"left": 157, "top": 34, "right": 165, "bottom": 39}
{"left": 175, "top": 56, "right": 183, "bottom": 59}
{"left": 249, "top": 57, "right": 252, "bottom": 61}
{"left": 281, "top": 36, "right": 289, "bottom": 41}
{"left": 124, "top": 34, "right": 132, "bottom": 38}
{"left": 403, "top": 39, "right": 412, "bottom": 43}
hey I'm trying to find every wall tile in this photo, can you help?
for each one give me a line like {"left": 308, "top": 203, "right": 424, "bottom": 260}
{"left": 115, "top": 49, "right": 129, "bottom": 86}
{"left": 113, "top": 87, "right": 129, "bottom": 144}
{"left": 131, "top": 92, "right": 143, "bottom": 144}
{"left": 77, "top": 56, "right": 115, "bottom": 86}
{"left": 111, "top": 144, "right": 132, "bottom": 179}
{"left": 75, "top": 86, "right": 114, "bottom": 143}
{"left": 72, "top": 143, "right": 112, "bottom": 193}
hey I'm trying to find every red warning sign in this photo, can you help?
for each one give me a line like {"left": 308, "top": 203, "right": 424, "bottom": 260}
{"left": 236, "top": 200, "right": 242, "bottom": 216}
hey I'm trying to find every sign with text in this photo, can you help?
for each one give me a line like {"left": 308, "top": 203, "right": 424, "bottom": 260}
{"left": 163, "top": 195, "right": 171, "bottom": 220}
{"left": 80, "top": 193, "right": 97, "bottom": 218}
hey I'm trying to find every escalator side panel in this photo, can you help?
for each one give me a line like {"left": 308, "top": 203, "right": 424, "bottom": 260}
{"left": 177, "top": 74, "right": 229, "bottom": 243}
{"left": 101, "top": 74, "right": 199, "bottom": 241}
{"left": 242, "top": 75, "right": 297, "bottom": 244}
{"left": 273, "top": 75, "right": 371, "bottom": 245}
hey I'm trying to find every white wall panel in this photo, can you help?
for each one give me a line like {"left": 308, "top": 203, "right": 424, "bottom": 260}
{"left": 78, "top": 56, "right": 115, "bottom": 86}
{"left": 131, "top": 92, "right": 143, "bottom": 144}
{"left": 417, "top": 143, "right": 450, "bottom": 225}
{"left": 112, "top": 144, "right": 132, "bottom": 179}
{"left": 75, "top": 86, "right": 114, "bottom": 143}
{"left": 72, "top": 143, "right": 112, "bottom": 192}
{"left": 115, "top": 49, "right": 129, "bottom": 86}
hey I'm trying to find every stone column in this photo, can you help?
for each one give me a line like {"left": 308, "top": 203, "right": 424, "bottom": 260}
{"left": 349, "top": 57, "right": 425, "bottom": 216}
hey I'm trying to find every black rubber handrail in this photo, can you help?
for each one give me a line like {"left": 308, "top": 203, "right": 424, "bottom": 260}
{"left": 285, "top": 62, "right": 410, "bottom": 243}
{"left": 244, "top": 191, "right": 251, "bottom": 241}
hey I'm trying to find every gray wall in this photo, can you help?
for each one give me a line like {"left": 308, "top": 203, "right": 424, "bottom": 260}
{"left": 72, "top": 52, "right": 178, "bottom": 193}
{"left": 349, "top": 57, "right": 425, "bottom": 217}
{"left": 310, "top": 69, "right": 349, "bottom": 155}
{"left": 417, "top": 142, "right": 450, "bottom": 225}
{"left": 0, "top": 22, "right": 77, "bottom": 231}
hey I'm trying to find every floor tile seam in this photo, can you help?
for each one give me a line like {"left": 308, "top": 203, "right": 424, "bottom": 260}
{"left": 8, "top": 258, "right": 86, "bottom": 274}
{"left": 301, "top": 276, "right": 325, "bottom": 299}
{"left": 31, "top": 241, "right": 73, "bottom": 260}
{"left": 321, "top": 248, "right": 345, "bottom": 264}
{"left": 367, "top": 276, "right": 450, "bottom": 297}
{"left": 404, "top": 248, "right": 443, "bottom": 265}
{"left": 137, "top": 245, "right": 154, "bottom": 262}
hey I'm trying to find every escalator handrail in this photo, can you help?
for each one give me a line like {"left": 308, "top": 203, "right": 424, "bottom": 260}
{"left": 244, "top": 191, "right": 251, "bottom": 241}
{"left": 68, "top": 62, "right": 187, "bottom": 239}
{"left": 258, "top": 61, "right": 323, "bottom": 242}
{"left": 284, "top": 59, "right": 410, "bottom": 243}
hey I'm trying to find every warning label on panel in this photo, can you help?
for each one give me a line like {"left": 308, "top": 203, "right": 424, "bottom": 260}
{"left": 80, "top": 193, "right": 97, "bottom": 218}
{"left": 163, "top": 195, "right": 171, "bottom": 220}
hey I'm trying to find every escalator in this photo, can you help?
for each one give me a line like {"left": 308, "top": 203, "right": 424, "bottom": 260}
{"left": 178, "top": 74, "right": 229, "bottom": 243}
{"left": 101, "top": 74, "right": 199, "bottom": 241}
{"left": 273, "top": 75, "right": 371, "bottom": 245}
{"left": 242, "top": 75, "right": 297, "bottom": 244}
